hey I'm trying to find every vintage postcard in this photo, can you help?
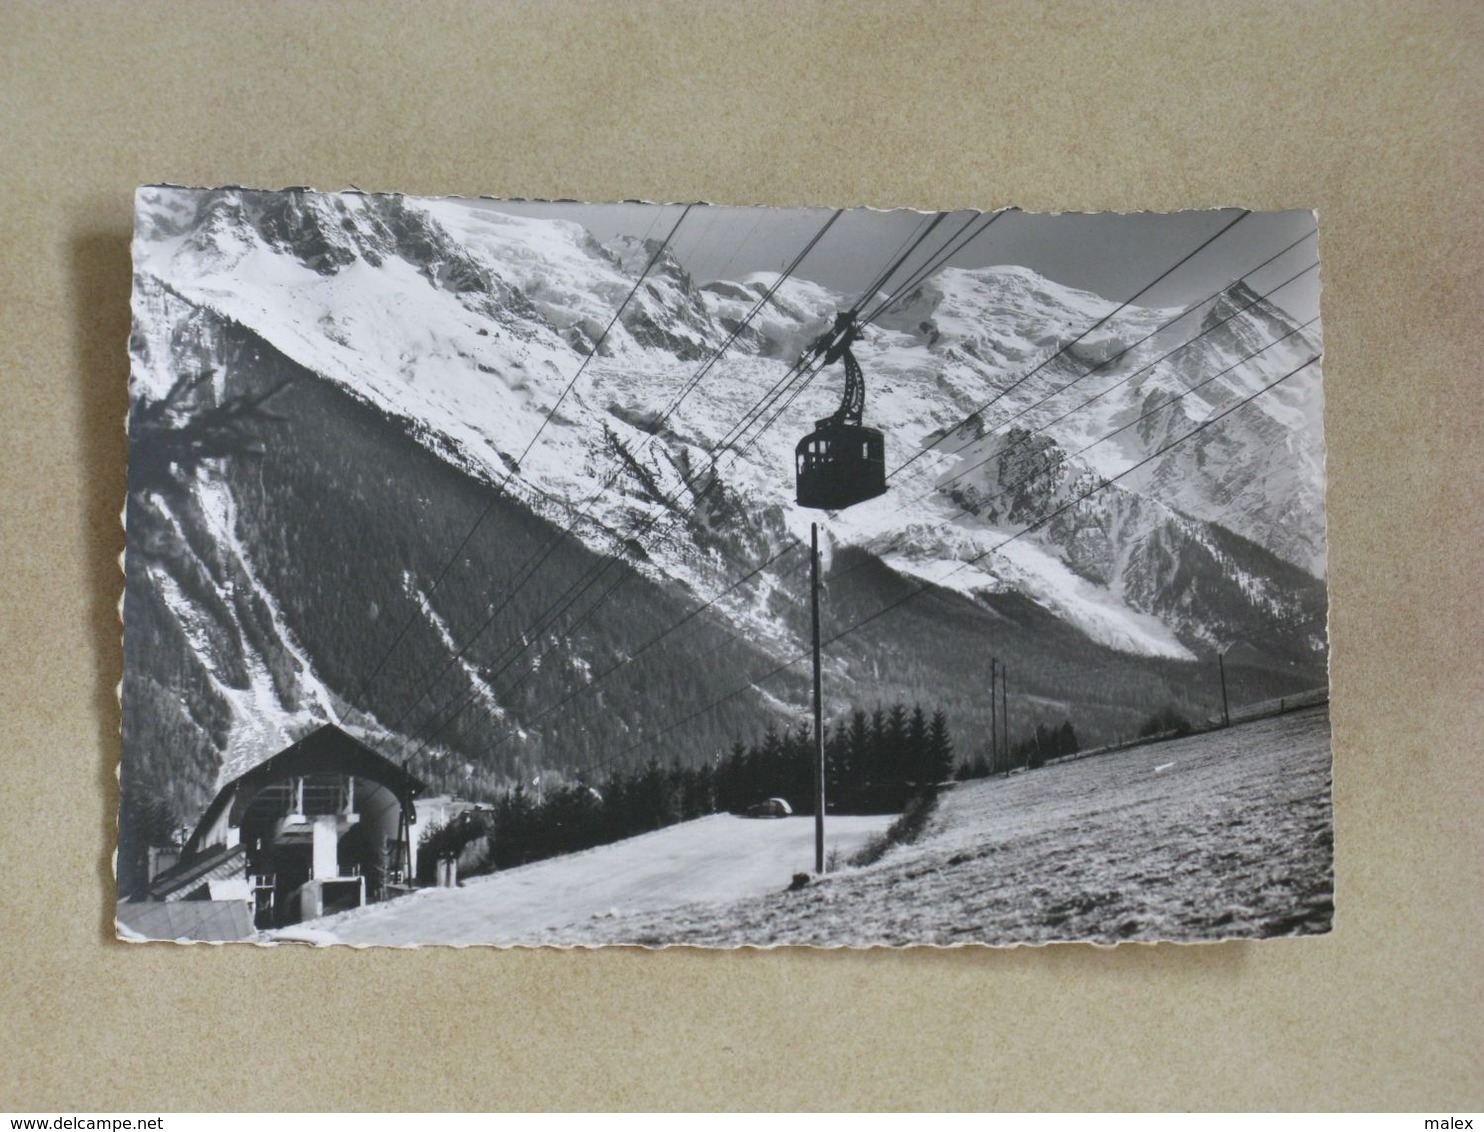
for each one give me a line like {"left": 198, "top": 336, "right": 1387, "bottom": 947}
{"left": 117, "top": 189, "right": 1330, "bottom": 945}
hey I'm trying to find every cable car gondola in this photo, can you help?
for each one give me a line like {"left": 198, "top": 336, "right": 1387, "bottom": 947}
{"left": 795, "top": 313, "right": 887, "bottom": 511}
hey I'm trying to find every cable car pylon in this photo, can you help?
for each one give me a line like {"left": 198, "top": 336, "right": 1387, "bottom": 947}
{"left": 795, "top": 312, "right": 890, "bottom": 872}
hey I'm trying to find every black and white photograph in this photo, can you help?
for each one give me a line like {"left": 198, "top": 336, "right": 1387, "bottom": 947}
{"left": 116, "top": 187, "right": 1330, "bottom": 947}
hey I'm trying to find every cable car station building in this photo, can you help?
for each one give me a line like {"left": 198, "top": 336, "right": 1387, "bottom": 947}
{"left": 117, "top": 725, "right": 425, "bottom": 941}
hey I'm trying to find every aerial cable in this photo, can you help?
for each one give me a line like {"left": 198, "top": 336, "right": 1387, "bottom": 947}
{"left": 398, "top": 207, "right": 1246, "bottom": 774}
{"left": 859, "top": 209, "right": 1009, "bottom": 324}
{"left": 736, "top": 210, "right": 1008, "bottom": 454}
{"left": 712, "top": 211, "right": 765, "bottom": 281}
{"left": 888, "top": 210, "right": 1253, "bottom": 483}
{"left": 653, "top": 211, "right": 844, "bottom": 424}
{"left": 555, "top": 211, "right": 971, "bottom": 590}
{"left": 466, "top": 312, "right": 1321, "bottom": 773}
{"left": 448, "top": 211, "right": 1016, "bottom": 712}
{"left": 788, "top": 308, "right": 1321, "bottom": 611}
{"left": 402, "top": 213, "right": 1296, "bottom": 779}
{"left": 819, "top": 353, "right": 1323, "bottom": 645}
{"left": 458, "top": 205, "right": 839, "bottom": 641}
{"left": 847, "top": 211, "right": 950, "bottom": 316}
{"left": 568, "top": 352, "right": 1320, "bottom": 778}
{"left": 441, "top": 306, "right": 1321, "bottom": 779}
{"left": 394, "top": 212, "right": 974, "bottom": 765}
{"left": 842, "top": 211, "right": 942, "bottom": 315}
{"left": 858, "top": 315, "right": 1323, "bottom": 588}
{"left": 917, "top": 257, "right": 1320, "bottom": 502}
{"left": 678, "top": 204, "right": 722, "bottom": 272}
{"left": 354, "top": 203, "right": 697, "bottom": 705}
{"left": 386, "top": 210, "right": 844, "bottom": 738}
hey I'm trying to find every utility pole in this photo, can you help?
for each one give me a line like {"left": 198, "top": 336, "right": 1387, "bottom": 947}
{"left": 989, "top": 657, "right": 998, "bottom": 776}
{"left": 1002, "top": 668, "right": 1011, "bottom": 775}
{"left": 811, "top": 522, "right": 825, "bottom": 874}
{"left": 1218, "top": 650, "right": 1231, "bottom": 727}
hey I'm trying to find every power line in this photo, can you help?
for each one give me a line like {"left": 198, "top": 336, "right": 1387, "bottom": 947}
{"left": 355, "top": 202, "right": 697, "bottom": 701}
{"left": 517, "top": 351, "right": 1320, "bottom": 783}
{"left": 888, "top": 210, "right": 1253, "bottom": 483}
{"left": 405, "top": 207, "right": 1266, "bottom": 777}
{"left": 917, "top": 260, "right": 1320, "bottom": 504}
{"left": 394, "top": 211, "right": 986, "bottom": 770}
{"left": 801, "top": 311, "right": 1321, "bottom": 611}
{"left": 383, "top": 211, "right": 845, "bottom": 743}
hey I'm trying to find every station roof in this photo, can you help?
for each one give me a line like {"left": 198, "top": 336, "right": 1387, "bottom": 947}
{"left": 183, "top": 725, "right": 427, "bottom": 859}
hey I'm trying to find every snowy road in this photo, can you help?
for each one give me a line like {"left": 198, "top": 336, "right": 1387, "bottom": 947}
{"left": 300, "top": 813, "right": 894, "bottom": 946}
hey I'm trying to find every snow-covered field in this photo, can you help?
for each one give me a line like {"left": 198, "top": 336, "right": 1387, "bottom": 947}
{"left": 533, "top": 705, "right": 1333, "bottom": 947}
{"left": 295, "top": 813, "right": 895, "bottom": 946}
{"left": 285, "top": 707, "right": 1331, "bottom": 948}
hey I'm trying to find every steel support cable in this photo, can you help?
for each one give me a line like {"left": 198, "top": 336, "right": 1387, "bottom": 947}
{"left": 678, "top": 205, "right": 723, "bottom": 272}
{"left": 813, "top": 212, "right": 1299, "bottom": 483}
{"left": 416, "top": 221, "right": 1059, "bottom": 765}
{"left": 652, "top": 211, "right": 844, "bottom": 427}
{"left": 712, "top": 211, "right": 765, "bottom": 281}
{"left": 417, "top": 220, "right": 1302, "bottom": 776}
{"left": 858, "top": 209, "right": 1012, "bottom": 325}
{"left": 408, "top": 211, "right": 1022, "bottom": 762}
{"left": 354, "top": 210, "right": 902, "bottom": 824}
{"left": 422, "top": 207, "right": 840, "bottom": 672}
{"left": 819, "top": 353, "right": 1323, "bottom": 645}
{"left": 394, "top": 213, "right": 974, "bottom": 766}
{"left": 694, "top": 216, "right": 954, "bottom": 459}
{"left": 651, "top": 208, "right": 924, "bottom": 464}
{"left": 887, "top": 210, "right": 1253, "bottom": 484}
{"left": 355, "top": 202, "right": 697, "bottom": 702}
{"left": 519, "top": 329, "right": 1321, "bottom": 780}
{"left": 846, "top": 211, "right": 951, "bottom": 317}
{"left": 743, "top": 210, "right": 1009, "bottom": 445}
{"left": 464, "top": 212, "right": 984, "bottom": 689}
{"left": 697, "top": 218, "right": 953, "bottom": 462}
{"left": 411, "top": 205, "right": 952, "bottom": 706}
{"left": 384, "top": 212, "right": 845, "bottom": 739}
{"left": 907, "top": 258, "right": 1321, "bottom": 505}
{"left": 373, "top": 343, "right": 1322, "bottom": 830}
{"left": 810, "top": 315, "right": 1321, "bottom": 603}
{"left": 570, "top": 352, "right": 1321, "bottom": 778}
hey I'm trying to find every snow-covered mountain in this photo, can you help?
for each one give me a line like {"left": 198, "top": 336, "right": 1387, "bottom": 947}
{"left": 122, "top": 187, "right": 1328, "bottom": 841}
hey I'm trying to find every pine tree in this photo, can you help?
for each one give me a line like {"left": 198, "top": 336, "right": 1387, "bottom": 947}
{"left": 885, "top": 703, "right": 910, "bottom": 805}
{"left": 1057, "top": 720, "right": 1078, "bottom": 757}
{"left": 928, "top": 709, "right": 955, "bottom": 783}
{"left": 907, "top": 704, "right": 930, "bottom": 785}
{"left": 867, "top": 706, "right": 889, "bottom": 807}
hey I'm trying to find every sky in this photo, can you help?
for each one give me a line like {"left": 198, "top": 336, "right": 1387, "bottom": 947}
{"left": 471, "top": 199, "right": 1322, "bottom": 325}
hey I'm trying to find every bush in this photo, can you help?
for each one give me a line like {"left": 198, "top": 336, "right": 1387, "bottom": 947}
{"left": 1138, "top": 705, "right": 1193, "bottom": 739}
{"left": 849, "top": 789, "right": 942, "bottom": 867}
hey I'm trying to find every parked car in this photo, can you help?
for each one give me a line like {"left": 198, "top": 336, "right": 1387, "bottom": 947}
{"left": 744, "top": 797, "right": 793, "bottom": 818}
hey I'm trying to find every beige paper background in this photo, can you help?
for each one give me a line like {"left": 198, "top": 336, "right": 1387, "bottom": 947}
{"left": 1, "top": 0, "right": 1480, "bottom": 1111}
